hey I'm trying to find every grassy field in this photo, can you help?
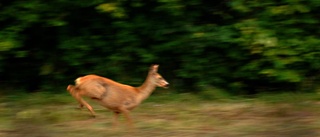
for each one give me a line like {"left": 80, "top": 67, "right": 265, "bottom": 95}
{"left": 1, "top": 91, "right": 320, "bottom": 137}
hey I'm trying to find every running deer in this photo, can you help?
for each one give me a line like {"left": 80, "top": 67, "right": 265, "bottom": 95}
{"left": 66, "top": 64, "right": 169, "bottom": 127}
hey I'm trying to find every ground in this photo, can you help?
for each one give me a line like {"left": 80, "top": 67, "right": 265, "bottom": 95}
{"left": 0, "top": 92, "right": 320, "bottom": 137}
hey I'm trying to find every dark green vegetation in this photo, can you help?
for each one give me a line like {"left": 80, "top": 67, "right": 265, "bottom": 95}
{"left": 1, "top": 2, "right": 320, "bottom": 136}
{"left": 1, "top": 0, "right": 320, "bottom": 94}
{"left": 1, "top": 92, "right": 320, "bottom": 137}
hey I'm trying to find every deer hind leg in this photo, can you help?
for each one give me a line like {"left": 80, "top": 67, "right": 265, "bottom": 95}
{"left": 74, "top": 92, "right": 96, "bottom": 117}
{"left": 68, "top": 85, "right": 85, "bottom": 109}
{"left": 67, "top": 85, "right": 95, "bottom": 117}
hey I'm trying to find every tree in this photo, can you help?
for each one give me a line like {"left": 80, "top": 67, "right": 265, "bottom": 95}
{"left": 0, "top": 0, "right": 320, "bottom": 94}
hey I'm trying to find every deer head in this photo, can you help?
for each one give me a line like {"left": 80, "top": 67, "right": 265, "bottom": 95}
{"left": 149, "top": 64, "right": 169, "bottom": 88}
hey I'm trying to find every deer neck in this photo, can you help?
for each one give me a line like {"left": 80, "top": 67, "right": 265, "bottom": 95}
{"left": 136, "top": 74, "right": 156, "bottom": 102}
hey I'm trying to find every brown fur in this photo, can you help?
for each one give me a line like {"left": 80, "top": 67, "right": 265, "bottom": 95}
{"left": 66, "top": 65, "right": 169, "bottom": 128}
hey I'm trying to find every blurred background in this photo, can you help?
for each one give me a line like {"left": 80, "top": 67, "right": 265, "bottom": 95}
{"left": 1, "top": 0, "right": 320, "bottom": 136}
{"left": 1, "top": 0, "right": 320, "bottom": 95}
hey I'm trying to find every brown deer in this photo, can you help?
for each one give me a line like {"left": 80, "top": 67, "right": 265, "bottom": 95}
{"left": 66, "top": 64, "right": 169, "bottom": 127}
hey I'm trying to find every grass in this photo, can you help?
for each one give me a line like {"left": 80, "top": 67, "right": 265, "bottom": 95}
{"left": 1, "top": 91, "right": 320, "bottom": 137}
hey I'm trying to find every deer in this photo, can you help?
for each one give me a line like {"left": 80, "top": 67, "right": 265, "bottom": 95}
{"left": 66, "top": 64, "right": 169, "bottom": 128}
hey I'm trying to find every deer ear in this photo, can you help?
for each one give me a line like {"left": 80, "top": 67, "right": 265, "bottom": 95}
{"left": 150, "top": 64, "right": 159, "bottom": 73}
{"left": 153, "top": 64, "right": 159, "bottom": 72}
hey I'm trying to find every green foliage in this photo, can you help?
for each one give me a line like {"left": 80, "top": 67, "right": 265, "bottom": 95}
{"left": 198, "top": 86, "right": 232, "bottom": 100}
{"left": 0, "top": 0, "right": 320, "bottom": 94}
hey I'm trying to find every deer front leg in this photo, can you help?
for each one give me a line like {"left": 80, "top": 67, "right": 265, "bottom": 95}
{"left": 112, "top": 112, "right": 120, "bottom": 128}
{"left": 120, "top": 108, "right": 133, "bottom": 129}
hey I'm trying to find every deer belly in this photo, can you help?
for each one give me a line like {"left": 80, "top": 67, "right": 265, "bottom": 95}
{"left": 98, "top": 96, "right": 138, "bottom": 111}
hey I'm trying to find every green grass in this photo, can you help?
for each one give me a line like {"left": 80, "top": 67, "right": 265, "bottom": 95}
{"left": 1, "top": 91, "right": 320, "bottom": 137}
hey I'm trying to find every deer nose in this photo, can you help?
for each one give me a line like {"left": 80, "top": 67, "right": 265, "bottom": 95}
{"left": 164, "top": 83, "right": 170, "bottom": 88}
